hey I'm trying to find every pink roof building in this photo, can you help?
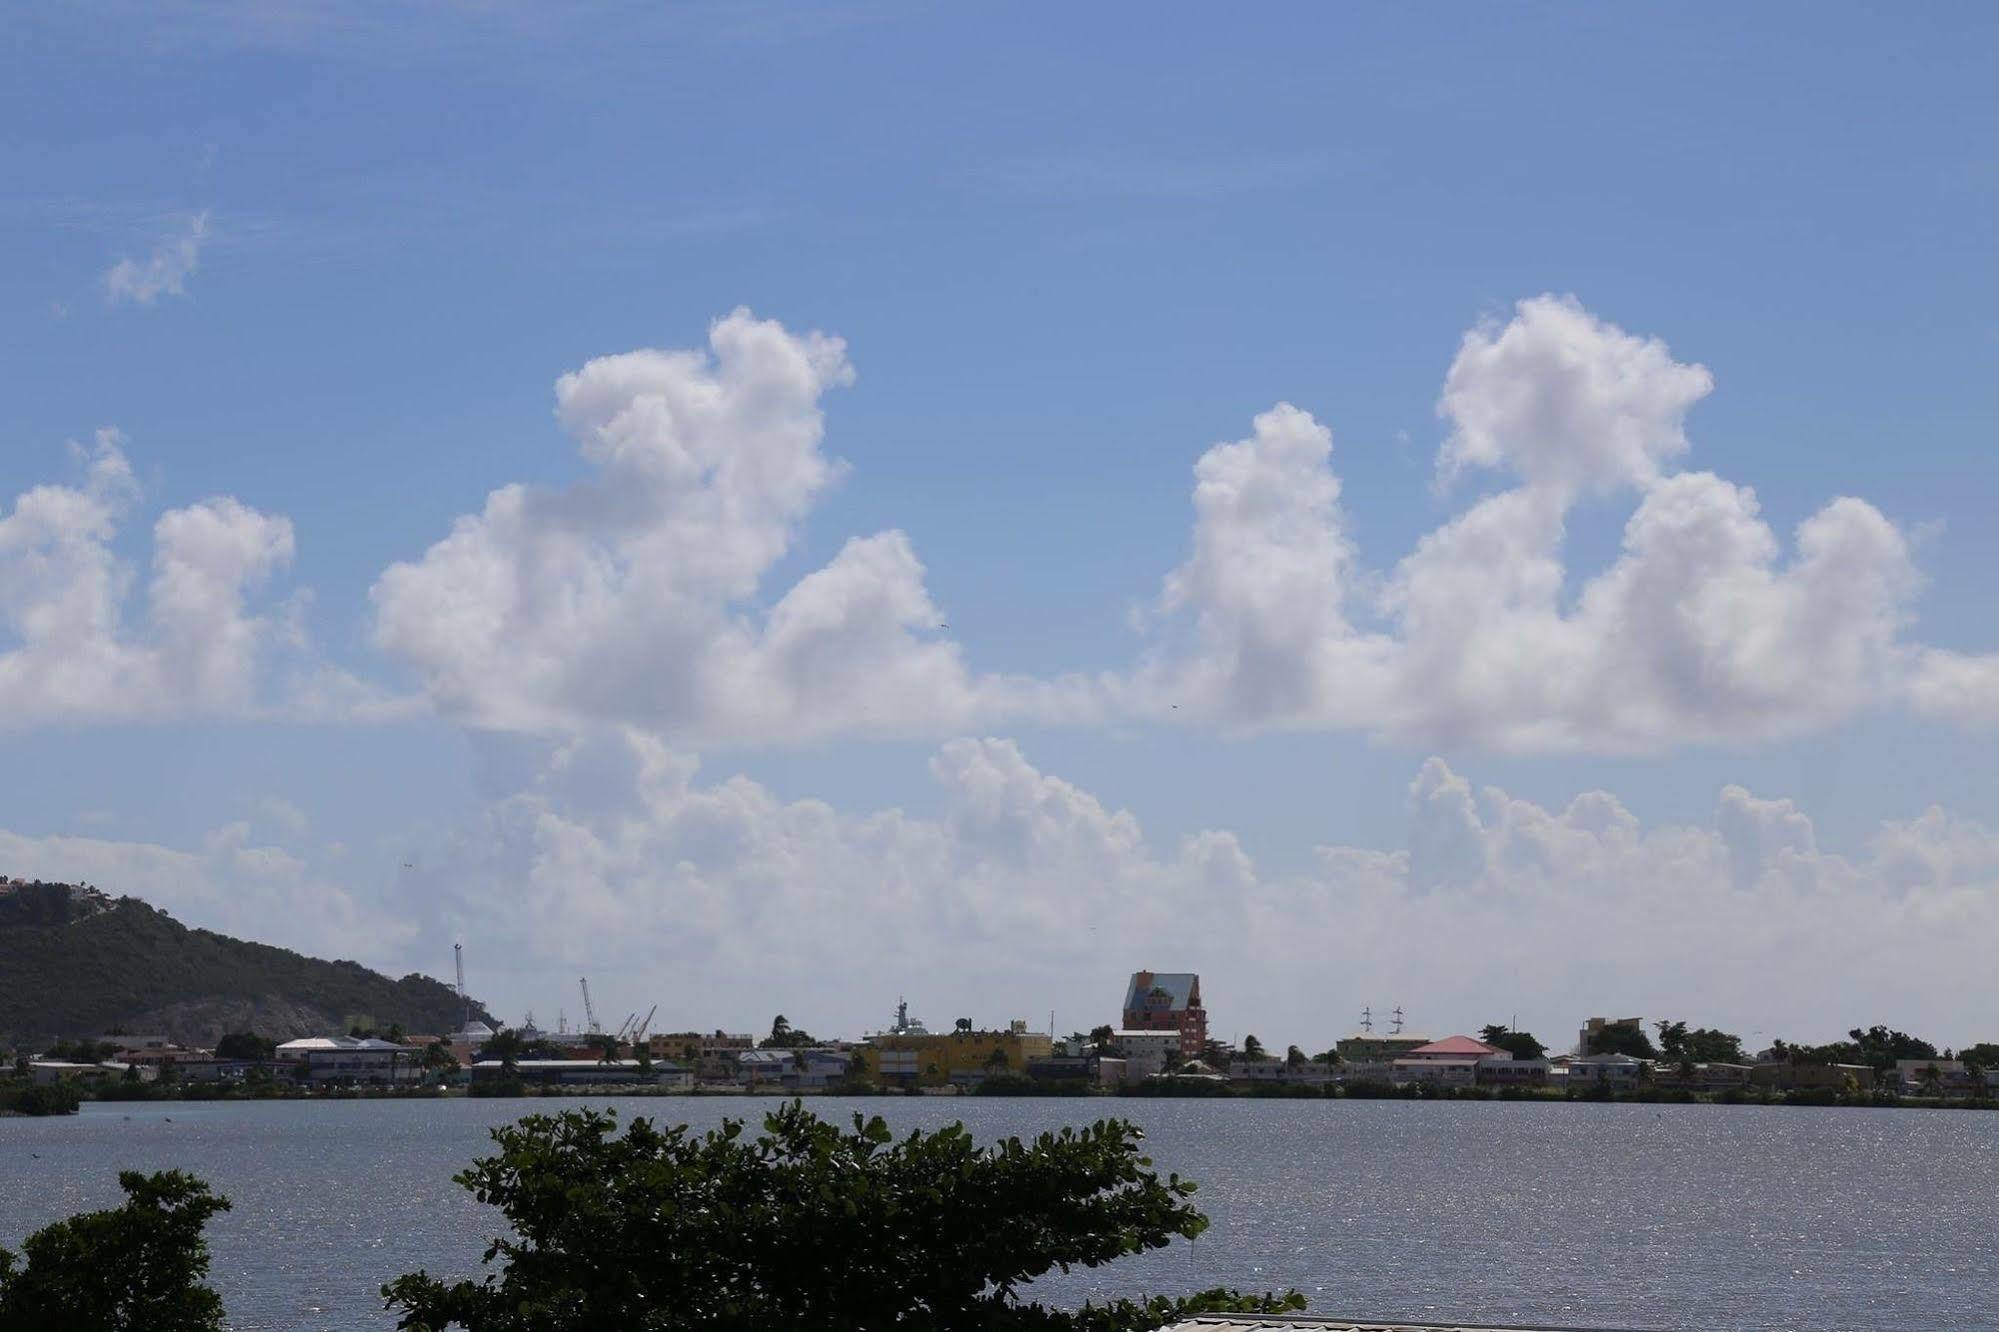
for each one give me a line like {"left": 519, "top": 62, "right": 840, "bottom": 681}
{"left": 1402, "top": 1035, "right": 1504, "bottom": 1059}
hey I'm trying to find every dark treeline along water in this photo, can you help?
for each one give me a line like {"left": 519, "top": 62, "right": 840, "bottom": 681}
{"left": 4, "top": 1096, "right": 1997, "bottom": 1331}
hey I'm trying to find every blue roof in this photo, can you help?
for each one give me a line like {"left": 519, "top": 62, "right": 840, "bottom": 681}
{"left": 1123, "top": 971, "right": 1200, "bottom": 1013}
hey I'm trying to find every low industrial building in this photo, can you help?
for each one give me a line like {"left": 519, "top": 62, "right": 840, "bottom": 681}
{"left": 474, "top": 1058, "right": 691, "bottom": 1089}
{"left": 1474, "top": 1055, "right": 1550, "bottom": 1087}
{"left": 1561, "top": 1052, "right": 1647, "bottom": 1089}
{"left": 1024, "top": 1054, "right": 1126, "bottom": 1087}
{"left": 1108, "top": 1029, "right": 1180, "bottom": 1081}
{"left": 736, "top": 1048, "right": 852, "bottom": 1090}
{"left": 276, "top": 1036, "right": 421, "bottom": 1086}
{"left": 1747, "top": 1061, "right": 1876, "bottom": 1092}
{"left": 28, "top": 1060, "right": 139, "bottom": 1085}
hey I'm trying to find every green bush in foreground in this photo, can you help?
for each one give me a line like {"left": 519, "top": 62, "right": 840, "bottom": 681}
{"left": 384, "top": 1101, "right": 1302, "bottom": 1331}
{"left": 0, "top": 1170, "right": 230, "bottom": 1332}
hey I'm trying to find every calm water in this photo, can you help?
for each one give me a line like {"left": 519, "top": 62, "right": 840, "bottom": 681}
{"left": 3, "top": 1096, "right": 1996, "bottom": 1330}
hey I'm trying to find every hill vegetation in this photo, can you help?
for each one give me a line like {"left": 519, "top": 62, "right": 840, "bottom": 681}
{"left": 0, "top": 880, "right": 491, "bottom": 1047}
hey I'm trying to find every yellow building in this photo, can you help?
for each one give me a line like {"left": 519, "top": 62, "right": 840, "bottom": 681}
{"left": 860, "top": 1023, "right": 1053, "bottom": 1087}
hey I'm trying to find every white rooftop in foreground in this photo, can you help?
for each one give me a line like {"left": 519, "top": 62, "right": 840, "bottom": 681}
{"left": 1168, "top": 1318, "right": 1648, "bottom": 1332}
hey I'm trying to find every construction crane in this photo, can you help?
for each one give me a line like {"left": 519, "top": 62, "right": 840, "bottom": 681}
{"left": 634, "top": 1004, "right": 657, "bottom": 1045}
{"left": 453, "top": 942, "right": 469, "bottom": 1031}
{"left": 579, "top": 977, "right": 601, "bottom": 1034}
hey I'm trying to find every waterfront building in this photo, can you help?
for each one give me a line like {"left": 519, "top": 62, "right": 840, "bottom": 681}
{"left": 472, "top": 1058, "right": 690, "bottom": 1089}
{"left": 1577, "top": 1016, "right": 1646, "bottom": 1056}
{"left": 1891, "top": 1059, "right": 1985, "bottom": 1094}
{"left": 862, "top": 1021, "right": 1053, "bottom": 1088}
{"left": 1334, "top": 1032, "right": 1432, "bottom": 1062}
{"left": 647, "top": 1030, "right": 756, "bottom": 1081}
{"left": 1109, "top": 1028, "right": 1179, "bottom": 1081}
{"left": 1746, "top": 1061, "right": 1877, "bottom": 1092}
{"left": 1121, "top": 970, "right": 1208, "bottom": 1058}
{"left": 1392, "top": 1035, "right": 1503, "bottom": 1087}
{"left": 28, "top": 1059, "right": 138, "bottom": 1085}
{"left": 1652, "top": 1061, "right": 1753, "bottom": 1092}
{"left": 1227, "top": 1054, "right": 1334, "bottom": 1085}
{"left": 1562, "top": 1052, "right": 1647, "bottom": 1089}
{"left": 736, "top": 1047, "right": 853, "bottom": 1090}
{"left": 275, "top": 1036, "right": 421, "bottom": 1086}
{"left": 1474, "top": 1054, "right": 1550, "bottom": 1087}
{"left": 1024, "top": 1054, "right": 1127, "bottom": 1087}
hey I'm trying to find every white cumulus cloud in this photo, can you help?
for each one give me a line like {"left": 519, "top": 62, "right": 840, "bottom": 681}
{"left": 1132, "top": 294, "right": 1965, "bottom": 751}
{"left": 0, "top": 431, "right": 376, "bottom": 726}
{"left": 371, "top": 308, "right": 1084, "bottom": 744}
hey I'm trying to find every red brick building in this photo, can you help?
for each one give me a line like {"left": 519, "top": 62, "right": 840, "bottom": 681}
{"left": 1121, "top": 970, "right": 1207, "bottom": 1058}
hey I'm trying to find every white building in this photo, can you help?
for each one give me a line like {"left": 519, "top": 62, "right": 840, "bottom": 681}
{"left": 276, "top": 1036, "right": 420, "bottom": 1086}
{"left": 1112, "top": 1029, "right": 1180, "bottom": 1081}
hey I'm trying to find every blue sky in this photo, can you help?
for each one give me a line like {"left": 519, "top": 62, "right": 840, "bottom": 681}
{"left": 3, "top": 4, "right": 1996, "bottom": 1047}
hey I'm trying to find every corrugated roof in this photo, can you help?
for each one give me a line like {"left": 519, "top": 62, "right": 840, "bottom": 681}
{"left": 275, "top": 1037, "right": 415, "bottom": 1053}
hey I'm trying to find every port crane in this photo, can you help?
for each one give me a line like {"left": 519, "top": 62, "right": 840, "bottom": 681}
{"left": 579, "top": 977, "right": 601, "bottom": 1034}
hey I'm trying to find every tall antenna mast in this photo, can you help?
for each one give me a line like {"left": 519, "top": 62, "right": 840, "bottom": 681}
{"left": 453, "top": 942, "right": 468, "bottom": 1030}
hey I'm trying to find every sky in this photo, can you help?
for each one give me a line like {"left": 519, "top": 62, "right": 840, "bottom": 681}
{"left": 3, "top": 3, "right": 1997, "bottom": 1052}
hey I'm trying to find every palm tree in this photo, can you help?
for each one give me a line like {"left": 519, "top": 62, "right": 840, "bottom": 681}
{"left": 983, "top": 1048, "right": 1010, "bottom": 1075}
{"left": 1241, "top": 1034, "right": 1266, "bottom": 1061}
{"left": 597, "top": 1035, "right": 624, "bottom": 1066}
{"left": 1285, "top": 1045, "right": 1306, "bottom": 1073}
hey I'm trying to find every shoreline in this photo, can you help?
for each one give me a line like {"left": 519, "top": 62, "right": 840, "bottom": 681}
{"left": 16, "top": 1080, "right": 1999, "bottom": 1115}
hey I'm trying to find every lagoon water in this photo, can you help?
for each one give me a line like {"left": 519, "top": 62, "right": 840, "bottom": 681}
{"left": 4, "top": 1096, "right": 1998, "bottom": 1330}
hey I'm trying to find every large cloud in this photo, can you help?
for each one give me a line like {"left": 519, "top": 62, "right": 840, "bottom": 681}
{"left": 389, "top": 734, "right": 1999, "bottom": 1049}
{"left": 371, "top": 309, "right": 1077, "bottom": 744}
{"left": 0, "top": 818, "right": 400, "bottom": 964}
{"left": 1133, "top": 294, "right": 1988, "bottom": 750}
{"left": 0, "top": 431, "right": 314, "bottom": 725}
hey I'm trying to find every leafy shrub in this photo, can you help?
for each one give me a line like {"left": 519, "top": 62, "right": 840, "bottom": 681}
{"left": 384, "top": 1101, "right": 1301, "bottom": 1331}
{"left": 0, "top": 1170, "right": 230, "bottom": 1331}
{"left": 2, "top": 1080, "right": 82, "bottom": 1115}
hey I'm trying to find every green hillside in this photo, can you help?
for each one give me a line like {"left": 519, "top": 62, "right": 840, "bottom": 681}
{"left": 0, "top": 881, "right": 493, "bottom": 1048}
